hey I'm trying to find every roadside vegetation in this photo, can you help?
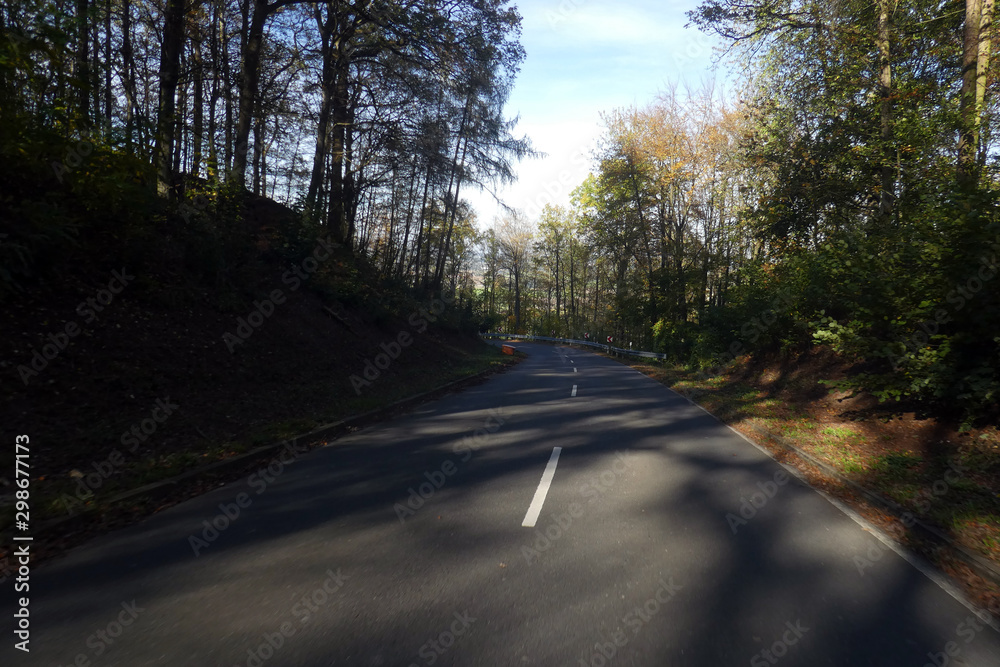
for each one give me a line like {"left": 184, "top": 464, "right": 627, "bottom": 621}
{"left": 618, "top": 349, "right": 1000, "bottom": 613}
{"left": 476, "top": 1, "right": 1000, "bottom": 431}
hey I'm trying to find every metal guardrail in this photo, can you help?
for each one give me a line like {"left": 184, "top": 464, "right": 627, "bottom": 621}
{"left": 480, "top": 333, "right": 669, "bottom": 361}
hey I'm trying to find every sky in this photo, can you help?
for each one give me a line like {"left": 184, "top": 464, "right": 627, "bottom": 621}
{"left": 467, "top": 0, "right": 728, "bottom": 228}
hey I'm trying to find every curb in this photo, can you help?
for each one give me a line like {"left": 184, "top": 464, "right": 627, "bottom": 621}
{"left": 29, "top": 360, "right": 516, "bottom": 538}
{"left": 599, "top": 350, "right": 1000, "bottom": 590}
{"left": 681, "top": 388, "right": 1000, "bottom": 589}
{"left": 743, "top": 420, "right": 1000, "bottom": 588}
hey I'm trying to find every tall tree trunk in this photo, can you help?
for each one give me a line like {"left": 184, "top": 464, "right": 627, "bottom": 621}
{"left": 568, "top": 240, "right": 575, "bottom": 328}
{"left": 104, "top": 0, "right": 111, "bottom": 124}
{"left": 434, "top": 96, "right": 472, "bottom": 288}
{"left": 513, "top": 266, "right": 521, "bottom": 331}
{"left": 207, "top": 0, "right": 220, "bottom": 182}
{"left": 121, "top": 0, "right": 136, "bottom": 152}
{"left": 344, "top": 102, "right": 358, "bottom": 244}
{"left": 410, "top": 161, "right": 433, "bottom": 288}
{"left": 192, "top": 33, "right": 204, "bottom": 177}
{"left": 593, "top": 270, "right": 599, "bottom": 326}
{"left": 326, "top": 54, "right": 351, "bottom": 243}
{"left": 396, "top": 159, "right": 419, "bottom": 278}
{"left": 959, "top": 0, "right": 985, "bottom": 182}
{"left": 673, "top": 218, "right": 686, "bottom": 322}
{"left": 555, "top": 243, "right": 561, "bottom": 322}
{"left": 252, "top": 113, "right": 263, "bottom": 194}
{"left": 141, "top": 55, "right": 152, "bottom": 156}
{"left": 156, "top": 0, "right": 185, "bottom": 200}
{"left": 383, "top": 167, "right": 399, "bottom": 274}
{"left": 231, "top": 0, "right": 268, "bottom": 189}
{"left": 261, "top": 117, "right": 269, "bottom": 196}
{"left": 92, "top": 12, "right": 101, "bottom": 127}
{"left": 223, "top": 0, "right": 234, "bottom": 173}
{"left": 876, "top": 0, "right": 895, "bottom": 217}
{"left": 628, "top": 163, "right": 657, "bottom": 322}
{"left": 306, "top": 3, "right": 336, "bottom": 217}
{"left": 977, "top": 0, "right": 996, "bottom": 167}
{"left": 286, "top": 133, "right": 300, "bottom": 202}
{"left": 175, "top": 61, "right": 187, "bottom": 176}
{"left": 76, "top": 0, "right": 90, "bottom": 125}
{"left": 434, "top": 133, "right": 470, "bottom": 290}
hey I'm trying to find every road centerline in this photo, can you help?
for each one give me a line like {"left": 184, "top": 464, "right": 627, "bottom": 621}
{"left": 571, "top": 384, "right": 578, "bottom": 396}
{"left": 521, "top": 447, "right": 563, "bottom": 527}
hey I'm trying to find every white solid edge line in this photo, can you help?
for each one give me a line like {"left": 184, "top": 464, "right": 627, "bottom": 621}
{"left": 664, "top": 383, "right": 1000, "bottom": 631}
{"left": 571, "top": 385, "right": 578, "bottom": 397}
{"left": 522, "top": 447, "right": 563, "bottom": 527}
{"left": 721, "top": 420, "right": 1000, "bottom": 632}
{"left": 567, "top": 345, "right": 990, "bottom": 622}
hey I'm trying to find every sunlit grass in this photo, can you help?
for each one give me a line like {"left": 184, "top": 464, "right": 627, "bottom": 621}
{"left": 820, "top": 425, "right": 855, "bottom": 439}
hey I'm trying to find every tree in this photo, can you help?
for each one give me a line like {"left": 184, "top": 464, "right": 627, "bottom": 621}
{"left": 534, "top": 204, "right": 572, "bottom": 327}
{"left": 156, "top": 0, "right": 187, "bottom": 199}
{"left": 958, "top": 0, "right": 996, "bottom": 183}
{"left": 2, "top": 0, "right": 539, "bottom": 320}
{"left": 497, "top": 213, "right": 532, "bottom": 332}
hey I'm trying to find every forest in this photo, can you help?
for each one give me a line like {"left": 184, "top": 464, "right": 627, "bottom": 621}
{"left": 2, "top": 0, "right": 998, "bottom": 423}
{"left": 1, "top": 0, "right": 531, "bottom": 298}
{"left": 483, "top": 0, "right": 1000, "bottom": 424}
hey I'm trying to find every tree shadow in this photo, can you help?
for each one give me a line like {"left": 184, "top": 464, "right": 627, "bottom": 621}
{"left": 14, "top": 343, "right": 1000, "bottom": 666}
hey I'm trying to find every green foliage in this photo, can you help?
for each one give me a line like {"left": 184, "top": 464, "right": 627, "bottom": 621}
{"left": 674, "top": 0, "right": 1000, "bottom": 422}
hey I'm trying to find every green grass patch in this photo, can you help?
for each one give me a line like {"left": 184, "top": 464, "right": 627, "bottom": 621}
{"left": 820, "top": 425, "right": 854, "bottom": 438}
{"left": 868, "top": 452, "right": 923, "bottom": 480}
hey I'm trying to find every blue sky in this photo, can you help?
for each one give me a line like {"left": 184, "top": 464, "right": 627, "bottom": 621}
{"left": 468, "top": 0, "right": 728, "bottom": 227}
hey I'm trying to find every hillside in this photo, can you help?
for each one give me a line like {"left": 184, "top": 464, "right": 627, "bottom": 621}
{"left": 0, "top": 184, "right": 512, "bottom": 566}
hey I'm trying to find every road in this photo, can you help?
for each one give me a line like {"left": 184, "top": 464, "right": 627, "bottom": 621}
{"left": 6, "top": 342, "right": 1000, "bottom": 666}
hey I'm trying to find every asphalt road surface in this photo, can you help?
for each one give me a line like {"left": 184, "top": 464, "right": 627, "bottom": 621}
{"left": 6, "top": 342, "right": 1000, "bottom": 666}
